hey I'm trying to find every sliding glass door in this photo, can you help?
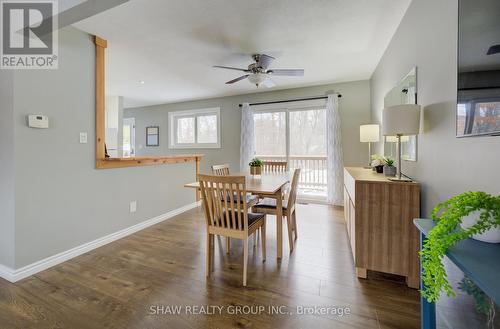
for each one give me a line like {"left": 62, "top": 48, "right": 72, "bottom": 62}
{"left": 254, "top": 107, "right": 327, "bottom": 201}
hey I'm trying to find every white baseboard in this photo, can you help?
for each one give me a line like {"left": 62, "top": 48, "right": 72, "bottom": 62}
{"left": 0, "top": 201, "right": 201, "bottom": 283}
{"left": 0, "top": 264, "right": 15, "bottom": 283}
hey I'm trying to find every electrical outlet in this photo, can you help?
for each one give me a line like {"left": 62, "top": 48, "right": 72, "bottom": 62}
{"left": 129, "top": 201, "right": 137, "bottom": 213}
{"left": 79, "top": 132, "right": 88, "bottom": 144}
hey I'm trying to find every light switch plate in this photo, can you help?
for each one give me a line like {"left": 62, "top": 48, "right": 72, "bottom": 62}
{"left": 79, "top": 132, "right": 87, "bottom": 144}
{"left": 28, "top": 114, "right": 49, "bottom": 128}
{"left": 129, "top": 201, "right": 137, "bottom": 213}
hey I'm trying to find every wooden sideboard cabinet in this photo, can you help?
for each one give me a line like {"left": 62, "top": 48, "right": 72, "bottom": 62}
{"left": 343, "top": 167, "right": 421, "bottom": 288}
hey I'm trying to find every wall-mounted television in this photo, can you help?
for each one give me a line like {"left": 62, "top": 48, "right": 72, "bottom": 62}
{"left": 457, "top": 0, "right": 500, "bottom": 137}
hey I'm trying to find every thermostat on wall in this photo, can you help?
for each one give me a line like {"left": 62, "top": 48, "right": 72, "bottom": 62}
{"left": 28, "top": 115, "right": 49, "bottom": 129}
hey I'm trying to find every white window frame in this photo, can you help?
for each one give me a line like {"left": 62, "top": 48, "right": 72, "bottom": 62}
{"left": 168, "top": 107, "right": 221, "bottom": 149}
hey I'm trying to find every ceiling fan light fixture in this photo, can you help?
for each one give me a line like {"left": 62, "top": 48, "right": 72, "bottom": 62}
{"left": 248, "top": 73, "right": 268, "bottom": 87}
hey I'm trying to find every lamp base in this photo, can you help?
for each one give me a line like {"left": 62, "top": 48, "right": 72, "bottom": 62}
{"left": 388, "top": 177, "right": 413, "bottom": 182}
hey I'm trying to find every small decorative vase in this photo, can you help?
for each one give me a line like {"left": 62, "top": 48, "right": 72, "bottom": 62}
{"left": 250, "top": 165, "right": 262, "bottom": 175}
{"left": 460, "top": 211, "right": 500, "bottom": 243}
{"left": 375, "top": 165, "right": 384, "bottom": 174}
{"left": 383, "top": 165, "right": 396, "bottom": 177}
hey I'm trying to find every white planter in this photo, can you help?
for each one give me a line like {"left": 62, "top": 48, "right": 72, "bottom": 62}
{"left": 460, "top": 211, "right": 500, "bottom": 243}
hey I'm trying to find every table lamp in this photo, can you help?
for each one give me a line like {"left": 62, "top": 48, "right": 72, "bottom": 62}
{"left": 360, "top": 124, "right": 380, "bottom": 168}
{"left": 382, "top": 104, "right": 421, "bottom": 181}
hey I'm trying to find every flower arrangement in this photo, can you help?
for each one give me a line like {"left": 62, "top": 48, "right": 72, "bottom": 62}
{"left": 249, "top": 158, "right": 263, "bottom": 167}
{"left": 249, "top": 158, "right": 263, "bottom": 175}
{"left": 370, "top": 154, "right": 384, "bottom": 167}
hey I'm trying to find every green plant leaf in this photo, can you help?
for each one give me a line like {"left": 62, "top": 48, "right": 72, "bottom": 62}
{"left": 248, "top": 157, "right": 263, "bottom": 167}
{"left": 420, "top": 191, "right": 500, "bottom": 303}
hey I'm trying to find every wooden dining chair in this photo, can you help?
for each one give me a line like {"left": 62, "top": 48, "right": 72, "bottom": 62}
{"left": 199, "top": 174, "right": 266, "bottom": 286}
{"left": 211, "top": 163, "right": 230, "bottom": 176}
{"left": 252, "top": 169, "right": 300, "bottom": 252}
{"left": 262, "top": 161, "right": 288, "bottom": 173}
{"left": 211, "top": 163, "right": 259, "bottom": 254}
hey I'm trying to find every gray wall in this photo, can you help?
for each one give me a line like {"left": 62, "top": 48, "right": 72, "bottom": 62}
{"left": 125, "top": 80, "right": 372, "bottom": 174}
{"left": 9, "top": 27, "right": 196, "bottom": 269}
{"left": 0, "top": 70, "right": 15, "bottom": 268}
{"left": 370, "top": 0, "right": 500, "bottom": 216}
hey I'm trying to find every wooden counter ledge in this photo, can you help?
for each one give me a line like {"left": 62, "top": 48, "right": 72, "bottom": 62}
{"left": 96, "top": 154, "right": 203, "bottom": 169}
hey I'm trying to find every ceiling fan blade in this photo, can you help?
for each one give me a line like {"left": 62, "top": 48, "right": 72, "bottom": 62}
{"left": 262, "top": 78, "right": 276, "bottom": 88}
{"left": 487, "top": 44, "right": 500, "bottom": 55}
{"left": 226, "top": 75, "right": 249, "bottom": 84}
{"left": 213, "top": 65, "right": 249, "bottom": 72}
{"left": 269, "top": 69, "right": 304, "bottom": 76}
{"left": 257, "top": 54, "right": 275, "bottom": 69}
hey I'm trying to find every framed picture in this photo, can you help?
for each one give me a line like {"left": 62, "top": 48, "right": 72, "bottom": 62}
{"left": 146, "top": 126, "right": 159, "bottom": 146}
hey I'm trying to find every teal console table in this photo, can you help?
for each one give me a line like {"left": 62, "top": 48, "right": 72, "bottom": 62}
{"left": 414, "top": 219, "right": 500, "bottom": 329}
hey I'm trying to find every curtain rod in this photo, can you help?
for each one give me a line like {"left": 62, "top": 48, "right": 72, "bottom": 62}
{"left": 238, "top": 94, "right": 342, "bottom": 107}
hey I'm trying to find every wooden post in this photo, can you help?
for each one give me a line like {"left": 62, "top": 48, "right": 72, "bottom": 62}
{"left": 94, "top": 36, "right": 107, "bottom": 167}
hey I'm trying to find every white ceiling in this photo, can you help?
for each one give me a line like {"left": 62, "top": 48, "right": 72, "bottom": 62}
{"left": 73, "top": 0, "right": 411, "bottom": 108}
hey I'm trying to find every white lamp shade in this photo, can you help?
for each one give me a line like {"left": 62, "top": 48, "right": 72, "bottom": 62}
{"left": 382, "top": 104, "right": 421, "bottom": 136}
{"left": 360, "top": 124, "right": 380, "bottom": 142}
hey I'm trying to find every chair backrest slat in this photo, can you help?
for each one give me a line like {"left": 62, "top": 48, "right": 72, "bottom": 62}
{"left": 211, "top": 164, "right": 230, "bottom": 176}
{"left": 199, "top": 174, "right": 248, "bottom": 232}
{"left": 287, "top": 169, "right": 301, "bottom": 210}
{"left": 229, "top": 182, "right": 237, "bottom": 230}
{"left": 262, "top": 161, "right": 288, "bottom": 173}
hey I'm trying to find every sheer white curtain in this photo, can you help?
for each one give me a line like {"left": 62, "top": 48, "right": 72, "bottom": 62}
{"left": 326, "top": 95, "right": 344, "bottom": 206}
{"left": 240, "top": 103, "right": 255, "bottom": 172}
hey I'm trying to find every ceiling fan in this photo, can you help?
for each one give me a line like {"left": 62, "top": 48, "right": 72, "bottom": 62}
{"left": 213, "top": 54, "right": 304, "bottom": 88}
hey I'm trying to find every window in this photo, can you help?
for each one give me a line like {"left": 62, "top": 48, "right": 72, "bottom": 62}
{"left": 289, "top": 108, "right": 326, "bottom": 156}
{"left": 169, "top": 108, "right": 221, "bottom": 148}
{"left": 254, "top": 111, "right": 286, "bottom": 157}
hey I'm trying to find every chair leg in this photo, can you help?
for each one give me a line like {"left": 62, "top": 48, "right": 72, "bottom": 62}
{"left": 253, "top": 230, "right": 257, "bottom": 249}
{"left": 206, "top": 233, "right": 212, "bottom": 277}
{"left": 261, "top": 219, "right": 266, "bottom": 261}
{"left": 286, "top": 214, "right": 294, "bottom": 253}
{"left": 210, "top": 234, "right": 215, "bottom": 272}
{"left": 292, "top": 210, "right": 298, "bottom": 240}
{"left": 243, "top": 238, "right": 248, "bottom": 286}
{"left": 226, "top": 237, "right": 230, "bottom": 254}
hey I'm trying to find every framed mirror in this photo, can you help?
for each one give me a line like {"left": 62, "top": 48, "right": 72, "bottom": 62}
{"left": 383, "top": 67, "right": 418, "bottom": 161}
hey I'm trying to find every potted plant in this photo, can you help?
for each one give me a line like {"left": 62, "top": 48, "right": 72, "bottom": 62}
{"left": 420, "top": 191, "right": 500, "bottom": 303}
{"left": 383, "top": 157, "right": 396, "bottom": 177}
{"left": 370, "top": 154, "right": 384, "bottom": 173}
{"left": 249, "top": 157, "right": 263, "bottom": 175}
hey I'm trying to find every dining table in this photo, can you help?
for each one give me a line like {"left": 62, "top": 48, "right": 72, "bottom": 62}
{"left": 184, "top": 171, "right": 291, "bottom": 260}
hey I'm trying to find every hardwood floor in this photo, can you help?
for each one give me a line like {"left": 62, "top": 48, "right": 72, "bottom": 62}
{"left": 0, "top": 204, "right": 420, "bottom": 329}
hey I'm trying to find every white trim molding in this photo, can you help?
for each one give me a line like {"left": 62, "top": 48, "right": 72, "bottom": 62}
{"left": 0, "top": 201, "right": 201, "bottom": 283}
